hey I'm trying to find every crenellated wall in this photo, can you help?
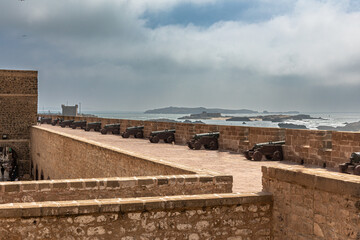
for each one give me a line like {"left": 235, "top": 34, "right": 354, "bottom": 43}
{"left": 40, "top": 114, "right": 360, "bottom": 169}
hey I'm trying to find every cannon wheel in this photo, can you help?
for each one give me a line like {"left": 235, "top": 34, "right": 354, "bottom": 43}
{"left": 85, "top": 127, "right": 90, "bottom": 131}
{"left": 208, "top": 140, "right": 218, "bottom": 150}
{"left": 166, "top": 135, "right": 174, "bottom": 144}
{"left": 194, "top": 141, "right": 202, "bottom": 150}
{"left": 72, "top": 125, "right": 76, "bottom": 129}
{"left": 188, "top": 141, "right": 194, "bottom": 149}
{"left": 354, "top": 165, "right": 360, "bottom": 175}
{"left": 100, "top": 129, "right": 107, "bottom": 135}
{"left": 95, "top": 127, "right": 101, "bottom": 132}
{"left": 60, "top": 125, "right": 65, "bottom": 128}
{"left": 244, "top": 151, "right": 252, "bottom": 160}
{"left": 135, "top": 132, "right": 143, "bottom": 138}
{"left": 272, "top": 151, "right": 283, "bottom": 161}
{"left": 253, "top": 151, "right": 262, "bottom": 161}
{"left": 122, "top": 132, "right": 130, "bottom": 138}
{"left": 151, "top": 136, "right": 159, "bottom": 143}
{"left": 338, "top": 163, "right": 348, "bottom": 173}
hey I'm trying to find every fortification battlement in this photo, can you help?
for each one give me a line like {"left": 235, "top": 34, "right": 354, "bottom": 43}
{"left": 40, "top": 114, "right": 360, "bottom": 170}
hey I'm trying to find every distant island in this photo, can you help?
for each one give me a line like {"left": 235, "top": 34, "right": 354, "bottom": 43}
{"left": 178, "top": 111, "right": 223, "bottom": 120}
{"left": 317, "top": 121, "right": 360, "bottom": 131}
{"left": 226, "top": 114, "right": 323, "bottom": 122}
{"left": 145, "top": 107, "right": 257, "bottom": 114}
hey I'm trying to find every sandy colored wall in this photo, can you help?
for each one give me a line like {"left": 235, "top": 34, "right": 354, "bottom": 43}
{"left": 0, "top": 69, "right": 37, "bottom": 177}
{"left": 262, "top": 165, "right": 360, "bottom": 240}
{"left": 0, "top": 193, "right": 272, "bottom": 239}
{"left": 0, "top": 174, "right": 232, "bottom": 204}
{"left": 30, "top": 126, "right": 196, "bottom": 180}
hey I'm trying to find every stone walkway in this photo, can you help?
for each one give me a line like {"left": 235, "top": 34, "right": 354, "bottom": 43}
{"left": 39, "top": 125, "right": 296, "bottom": 193}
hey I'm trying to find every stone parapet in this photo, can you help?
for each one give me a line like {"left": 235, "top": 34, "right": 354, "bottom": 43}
{"left": 0, "top": 193, "right": 272, "bottom": 239}
{"left": 262, "top": 165, "right": 360, "bottom": 239}
{"left": 40, "top": 114, "right": 360, "bottom": 170}
{"left": 31, "top": 126, "right": 198, "bottom": 180}
{"left": 0, "top": 175, "right": 232, "bottom": 204}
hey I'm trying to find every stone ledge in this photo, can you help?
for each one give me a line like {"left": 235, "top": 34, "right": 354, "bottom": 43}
{"left": 262, "top": 165, "right": 360, "bottom": 196}
{"left": 0, "top": 192, "right": 272, "bottom": 218}
{"left": 0, "top": 69, "right": 38, "bottom": 74}
{"left": 0, "top": 174, "right": 233, "bottom": 194}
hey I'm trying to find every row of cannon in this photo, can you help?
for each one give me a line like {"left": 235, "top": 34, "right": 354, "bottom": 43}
{"left": 40, "top": 118, "right": 220, "bottom": 151}
{"left": 40, "top": 117, "right": 360, "bottom": 174}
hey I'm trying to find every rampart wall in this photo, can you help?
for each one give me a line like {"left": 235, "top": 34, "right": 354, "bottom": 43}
{"left": 1, "top": 69, "right": 37, "bottom": 177}
{"left": 41, "top": 114, "right": 360, "bottom": 169}
{"left": 0, "top": 174, "right": 232, "bottom": 204}
{"left": 0, "top": 193, "right": 272, "bottom": 239}
{"left": 262, "top": 165, "right": 360, "bottom": 239}
{"left": 30, "top": 126, "right": 196, "bottom": 179}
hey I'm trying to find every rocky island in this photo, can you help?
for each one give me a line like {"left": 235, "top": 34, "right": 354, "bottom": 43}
{"left": 226, "top": 114, "right": 323, "bottom": 122}
{"left": 178, "top": 111, "right": 223, "bottom": 120}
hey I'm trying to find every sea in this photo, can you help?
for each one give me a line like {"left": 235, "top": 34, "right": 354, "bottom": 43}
{"left": 42, "top": 111, "right": 360, "bottom": 130}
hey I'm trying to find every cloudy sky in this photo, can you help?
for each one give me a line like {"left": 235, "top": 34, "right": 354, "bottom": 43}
{"left": 1, "top": 0, "right": 360, "bottom": 112}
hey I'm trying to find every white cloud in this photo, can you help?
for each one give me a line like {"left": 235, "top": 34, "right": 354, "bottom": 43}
{"left": 1, "top": 0, "right": 360, "bottom": 110}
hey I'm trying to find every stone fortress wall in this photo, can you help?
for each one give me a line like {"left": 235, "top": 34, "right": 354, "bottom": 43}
{"left": 28, "top": 116, "right": 360, "bottom": 239}
{"left": 42, "top": 114, "right": 358, "bottom": 169}
{"left": 0, "top": 70, "right": 358, "bottom": 239}
{"left": 0, "top": 69, "right": 37, "bottom": 177}
{"left": 262, "top": 165, "right": 360, "bottom": 240}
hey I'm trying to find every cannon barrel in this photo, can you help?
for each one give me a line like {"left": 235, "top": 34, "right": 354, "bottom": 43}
{"left": 194, "top": 132, "right": 220, "bottom": 138}
{"left": 126, "top": 126, "right": 144, "bottom": 130}
{"left": 73, "top": 120, "right": 87, "bottom": 124}
{"left": 151, "top": 129, "right": 176, "bottom": 135}
{"left": 254, "top": 141, "right": 285, "bottom": 148}
{"left": 87, "top": 122, "right": 101, "bottom": 126}
{"left": 62, "top": 120, "right": 74, "bottom": 123}
{"left": 104, "top": 123, "right": 120, "bottom": 128}
{"left": 350, "top": 152, "right": 360, "bottom": 164}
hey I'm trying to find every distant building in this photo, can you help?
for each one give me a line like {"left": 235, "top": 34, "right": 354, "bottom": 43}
{"left": 61, "top": 104, "right": 78, "bottom": 116}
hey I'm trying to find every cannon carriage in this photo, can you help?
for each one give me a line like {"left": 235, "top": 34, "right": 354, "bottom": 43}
{"left": 40, "top": 117, "right": 52, "bottom": 124}
{"left": 85, "top": 122, "right": 101, "bottom": 132}
{"left": 100, "top": 123, "right": 120, "bottom": 135}
{"left": 60, "top": 120, "right": 74, "bottom": 128}
{"left": 51, "top": 118, "right": 61, "bottom": 126}
{"left": 122, "top": 126, "right": 144, "bottom": 138}
{"left": 149, "top": 129, "right": 175, "bottom": 143}
{"left": 71, "top": 120, "right": 87, "bottom": 129}
{"left": 244, "top": 141, "right": 285, "bottom": 161}
{"left": 339, "top": 152, "right": 360, "bottom": 175}
{"left": 187, "top": 132, "right": 219, "bottom": 150}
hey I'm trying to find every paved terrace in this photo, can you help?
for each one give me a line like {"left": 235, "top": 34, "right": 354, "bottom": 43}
{"left": 38, "top": 125, "right": 298, "bottom": 193}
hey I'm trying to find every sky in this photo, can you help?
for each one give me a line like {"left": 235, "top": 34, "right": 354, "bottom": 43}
{"left": 1, "top": 0, "right": 360, "bottom": 112}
